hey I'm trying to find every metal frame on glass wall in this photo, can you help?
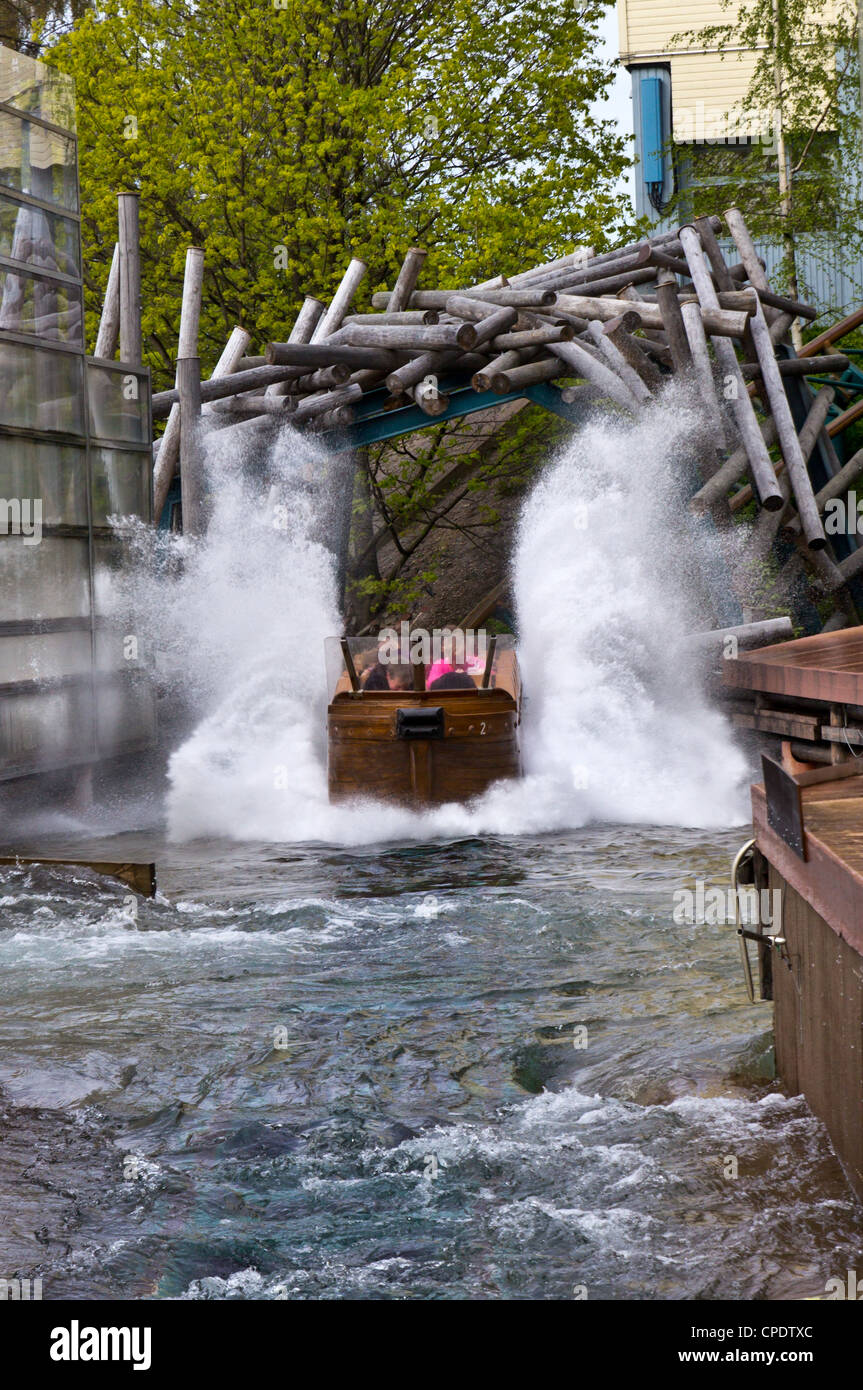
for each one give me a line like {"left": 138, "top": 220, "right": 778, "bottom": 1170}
{"left": 0, "top": 55, "right": 153, "bottom": 782}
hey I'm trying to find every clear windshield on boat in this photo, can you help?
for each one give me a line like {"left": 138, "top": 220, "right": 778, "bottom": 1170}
{"left": 325, "top": 631, "right": 517, "bottom": 700}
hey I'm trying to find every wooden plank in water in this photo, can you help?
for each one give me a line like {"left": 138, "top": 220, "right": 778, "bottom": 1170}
{"left": 0, "top": 857, "right": 156, "bottom": 897}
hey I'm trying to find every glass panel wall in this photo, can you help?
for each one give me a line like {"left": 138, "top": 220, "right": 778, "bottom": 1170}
{"left": 0, "top": 338, "right": 84, "bottom": 433}
{"left": 0, "top": 630, "right": 92, "bottom": 684}
{"left": 0, "top": 109, "right": 78, "bottom": 211}
{"left": 0, "top": 538, "right": 91, "bottom": 620}
{"left": 0, "top": 436, "right": 88, "bottom": 525}
{"left": 0, "top": 44, "right": 153, "bottom": 781}
{"left": 0, "top": 264, "right": 84, "bottom": 343}
{"left": 87, "top": 364, "right": 149, "bottom": 443}
{"left": 0, "top": 194, "right": 80, "bottom": 276}
{"left": 0, "top": 45, "right": 76, "bottom": 130}
{"left": 91, "top": 446, "right": 150, "bottom": 523}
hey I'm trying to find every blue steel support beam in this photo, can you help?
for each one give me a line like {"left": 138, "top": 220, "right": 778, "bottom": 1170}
{"left": 318, "top": 376, "right": 596, "bottom": 452}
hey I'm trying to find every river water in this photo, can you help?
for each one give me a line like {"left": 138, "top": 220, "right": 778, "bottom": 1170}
{"left": 1, "top": 400, "right": 860, "bottom": 1298}
{"left": 1, "top": 820, "right": 860, "bottom": 1301}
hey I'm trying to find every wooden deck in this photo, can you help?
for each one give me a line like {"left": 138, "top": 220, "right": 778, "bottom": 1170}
{"left": 752, "top": 775, "right": 863, "bottom": 1198}
{"left": 724, "top": 627, "right": 863, "bottom": 705}
{"left": 752, "top": 773, "right": 863, "bottom": 957}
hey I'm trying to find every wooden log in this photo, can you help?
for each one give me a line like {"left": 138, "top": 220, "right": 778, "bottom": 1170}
{"left": 694, "top": 214, "right": 736, "bottom": 293}
{"left": 335, "top": 321, "right": 477, "bottom": 351}
{"left": 491, "top": 356, "right": 565, "bottom": 393}
{"left": 583, "top": 319, "right": 652, "bottom": 403}
{"left": 238, "top": 355, "right": 267, "bottom": 371}
{"left": 311, "top": 258, "right": 367, "bottom": 341}
{"left": 546, "top": 338, "right": 640, "bottom": 413}
{"left": 264, "top": 341, "right": 398, "bottom": 370}
{"left": 467, "top": 305, "right": 518, "bottom": 349}
{"left": 680, "top": 300, "right": 727, "bottom": 446}
{"left": 752, "top": 287, "right": 818, "bottom": 321}
{"left": 372, "top": 287, "right": 557, "bottom": 310}
{"left": 490, "top": 323, "right": 574, "bottom": 350}
{"left": 117, "top": 192, "right": 143, "bottom": 365}
{"left": 388, "top": 246, "right": 426, "bottom": 313}
{"left": 177, "top": 247, "right": 205, "bottom": 359}
{"left": 151, "top": 247, "right": 210, "bottom": 516}
{"left": 411, "top": 377, "right": 451, "bottom": 415}
{"left": 826, "top": 397, "right": 863, "bottom": 437}
{"left": 655, "top": 269, "right": 693, "bottom": 374}
{"left": 504, "top": 247, "right": 594, "bottom": 286}
{"left": 690, "top": 416, "right": 778, "bottom": 513}
{"left": 153, "top": 357, "right": 383, "bottom": 418}
{"left": 178, "top": 356, "right": 203, "bottom": 536}
{"left": 553, "top": 292, "right": 750, "bottom": 338}
{"left": 200, "top": 325, "right": 252, "bottom": 415}
{"left": 386, "top": 349, "right": 459, "bottom": 395}
{"left": 542, "top": 244, "right": 654, "bottom": 288}
{"left": 685, "top": 616, "right": 794, "bottom": 650}
{"left": 343, "top": 310, "right": 439, "bottom": 326}
{"left": 679, "top": 224, "right": 783, "bottom": 512}
{"left": 730, "top": 386, "right": 835, "bottom": 513}
{"left": 580, "top": 221, "right": 721, "bottom": 274}
{"left": 267, "top": 294, "right": 325, "bottom": 399}
{"left": 564, "top": 265, "right": 658, "bottom": 298}
{"left": 93, "top": 242, "right": 120, "bottom": 360}
{"left": 291, "top": 362, "right": 352, "bottom": 392}
{"left": 207, "top": 394, "right": 295, "bottom": 415}
{"left": 315, "top": 404, "right": 356, "bottom": 430}
{"left": 472, "top": 348, "right": 536, "bottom": 392}
{"left": 443, "top": 294, "right": 515, "bottom": 328}
{"left": 645, "top": 247, "right": 695, "bottom": 278}
{"left": 788, "top": 421, "right": 863, "bottom": 537}
{"left": 601, "top": 315, "right": 664, "bottom": 390}
{"left": 837, "top": 541, "right": 863, "bottom": 586}
{"left": 617, "top": 285, "right": 669, "bottom": 348}
{"left": 768, "top": 312, "right": 795, "bottom": 346}
{"left": 739, "top": 354, "right": 850, "bottom": 381}
{"left": 723, "top": 205, "right": 785, "bottom": 329}
{"left": 292, "top": 382, "right": 363, "bottom": 422}
{"left": 711, "top": 289, "right": 760, "bottom": 314}
{"left": 744, "top": 294, "right": 826, "bottom": 547}
{"left": 462, "top": 273, "right": 509, "bottom": 291}
{"left": 797, "top": 305, "right": 863, "bottom": 358}
{"left": 525, "top": 248, "right": 654, "bottom": 294}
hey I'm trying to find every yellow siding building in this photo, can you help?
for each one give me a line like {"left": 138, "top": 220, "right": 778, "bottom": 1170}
{"left": 617, "top": 0, "right": 858, "bottom": 311}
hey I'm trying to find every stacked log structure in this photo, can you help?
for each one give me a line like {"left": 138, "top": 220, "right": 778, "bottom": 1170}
{"left": 102, "top": 205, "right": 863, "bottom": 627}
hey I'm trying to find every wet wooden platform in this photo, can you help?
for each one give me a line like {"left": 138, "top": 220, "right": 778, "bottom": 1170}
{"left": 751, "top": 769, "right": 863, "bottom": 1200}
{"left": 752, "top": 775, "right": 863, "bottom": 957}
{"left": 725, "top": 627, "right": 863, "bottom": 705}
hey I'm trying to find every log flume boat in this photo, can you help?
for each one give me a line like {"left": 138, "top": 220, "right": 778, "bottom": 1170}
{"left": 326, "top": 633, "right": 522, "bottom": 805}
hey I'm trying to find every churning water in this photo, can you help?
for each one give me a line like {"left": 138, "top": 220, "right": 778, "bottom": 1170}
{"left": 153, "top": 393, "right": 749, "bottom": 843}
{"left": 1, "top": 401, "right": 860, "bottom": 1299}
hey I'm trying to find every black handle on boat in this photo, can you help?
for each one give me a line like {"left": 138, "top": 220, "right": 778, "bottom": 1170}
{"left": 341, "top": 638, "right": 361, "bottom": 692}
{"left": 481, "top": 635, "right": 497, "bottom": 689}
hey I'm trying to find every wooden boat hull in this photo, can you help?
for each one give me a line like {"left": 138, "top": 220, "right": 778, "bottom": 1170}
{"left": 328, "top": 689, "right": 521, "bottom": 805}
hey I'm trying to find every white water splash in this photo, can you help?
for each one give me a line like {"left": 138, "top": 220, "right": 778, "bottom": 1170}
{"left": 139, "top": 397, "right": 748, "bottom": 844}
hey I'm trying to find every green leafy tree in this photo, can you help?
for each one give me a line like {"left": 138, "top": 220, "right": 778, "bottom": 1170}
{"left": 672, "top": 0, "right": 862, "bottom": 320}
{"left": 47, "top": 0, "right": 635, "bottom": 387}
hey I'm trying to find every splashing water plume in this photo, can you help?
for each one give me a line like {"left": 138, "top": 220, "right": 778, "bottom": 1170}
{"left": 132, "top": 398, "right": 748, "bottom": 844}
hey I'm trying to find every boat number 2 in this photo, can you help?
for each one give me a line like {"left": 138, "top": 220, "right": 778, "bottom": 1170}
{"left": 480, "top": 721, "right": 486, "bottom": 735}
